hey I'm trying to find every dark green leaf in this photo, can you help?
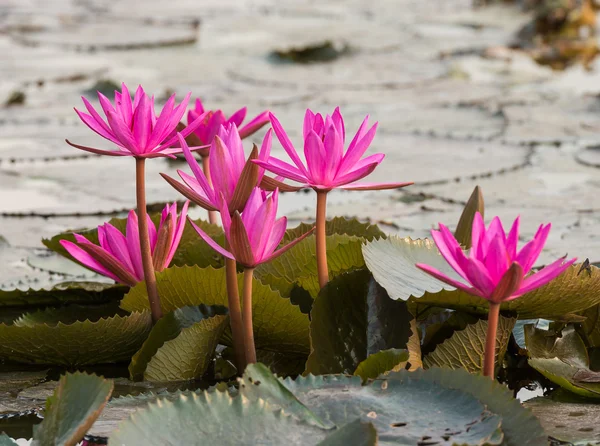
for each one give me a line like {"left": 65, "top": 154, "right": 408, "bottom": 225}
{"left": 0, "top": 282, "right": 126, "bottom": 308}
{"left": 0, "top": 312, "right": 152, "bottom": 366}
{"left": 0, "top": 435, "right": 17, "bottom": 446}
{"left": 305, "top": 270, "right": 412, "bottom": 375}
{"left": 15, "top": 302, "right": 125, "bottom": 327}
{"left": 353, "top": 349, "right": 409, "bottom": 382}
{"left": 120, "top": 266, "right": 309, "bottom": 355}
{"left": 32, "top": 372, "right": 113, "bottom": 446}
{"left": 423, "top": 316, "right": 516, "bottom": 373}
{"left": 283, "top": 217, "right": 385, "bottom": 244}
{"left": 580, "top": 303, "right": 600, "bottom": 347}
{"left": 316, "top": 420, "right": 377, "bottom": 446}
{"left": 454, "top": 186, "right": 484, "bottom": 249}
{"left": 525, "top": 325, "right": 589, "bottom": 367}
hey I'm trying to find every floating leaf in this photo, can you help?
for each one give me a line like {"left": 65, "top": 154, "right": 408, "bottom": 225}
{"left": 0, "top": 282, "right": 126, "bottom": 308}
{"left": 364, "top": 236, "right": 600, "bottom": 319}
{"left": 423, "top": 316, "right": 516, "bottom": 373}
{"left": 0, "top": 312, "right": 151, "bottom": 366}
{"left": 33, "top": 372, "right": 113, "bottom": 446}
{"left": 528, "top": 358, "right": 600, "bottom": 399}
{"left": 43, "top": 216, "right": 224, "bottom": 270}
{"left": 109, "top": 391, "right": 329, "bottom": 446}
{"left": 120, "top": 266, "right": 309, "bottom": 355}
{"left": 0, "top": 435, "right": 17, "bottom": 446}
{"left": 305, "top": 270, "right": 412, "bottom": 375}
{"left": 255, "top": 234, "right": 365, "bottom": 298}
{"left": 524, "top": 325, "right": 588, "bottom": 368}
{"left": 283, "top": 218, "right": 384, "bottom": 244}
{"left": 454, "top": 186, "right": 484, "bottom": 249}
{"left": 579, "top": 303, "right": 600, "bottom": 347}
{"left": 129, "top": 305, "right": 228, "bottom": 382}
{"left": 513, "top": 319, "right": 550, "bottom": 349}
{"left": 316, "top": 420, "right": 377, "bottom": 446}
{"left": 353, "top": 349, "right": 409, "bottom": 382}
{"left": 15, "top": 302, "right": 125, "bottom": 327}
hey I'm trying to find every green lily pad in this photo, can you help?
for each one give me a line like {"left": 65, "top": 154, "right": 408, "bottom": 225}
{"left": 15, "top": 302, "right": 125, "bottom": 327}
{"left": 524, "top": 325, "right": 589, "bottom": 367}
{"left": 423, "top": 316, "right": 516, "bottom": 374}
{"left": 580, "top": 304, "right": 600, "bottom": 348}
{"left": 33, "top": 372, "right": 113, "bottom": 446}
{"left": 316, "top": 420, "right": 377, "bottom": 446}
{"left": 0, "top": 282, "right": 126, "bottom": 308}
{"left": 283, "top": 218, "right": 385, "bottom": 244}
{"left": 130, "top": 305, "right": 228, "bottom": 382}
{"left": 513, "top": 319, "right": 550, "bottom": 349}
{"left": 353, "top": 349, "right": 409, "bottom": 382}
{"left": 0, "top": 312, "right": 152, "bottom": 366}
{"left": 305, "top": 270, "right": 412, "bottom": 375}
{"left": 363, "top": 236, "right": 600, "bottom": 319}
{"left": 529, "top": 358, "right": 600, "bottom": 399}
{"left": 43, "top": 216, "right": 224, "bottom": 270}
{"left": 524, "top": 391, "right": 600, "bottom": 444}
{"left": 255, "top": 234, "right": 365, "bottom": 299}
{"left": 120, "top": 266, "right": 309, "bottom": 355}
{"left": 0, "top": 435, "right": 17, "bottom": 446}
{"left": 109, "top": 391, "right": 330, "bottom": 446}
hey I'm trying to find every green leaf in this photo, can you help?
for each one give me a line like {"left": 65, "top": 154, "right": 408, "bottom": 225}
{"left": 579, "top": 303, "right": 600, "bottom": 347}
{"left": 353, "top": 349, "right": 409, "bottom": 382}
{"left": 0, "top": 282, "right": 126, "bottom": 308}
{"left": 528, "top": 358, "right": 600, "bottom": 399}
{"left": 32, "top": 372, "right": 113, "bottom": 446}
{"left": 524, "top": 391, "right": 600, "bottom": 444}
{"left": 255, "top": 234, "right": 365, "bottom": 298}
{"left": 283, "top": 217, "right": 385, "bottom": 244}
{"left": 0, "top": 312, "right": 152, "bottom": 365}
{"left": 364, "top": 236, "right": 600, "bottom": 319}
{"left": 524, "top": 325, "right": 589, "bottom": 367}
{"left": 0, "top": 435, "right": 17, "bottom": 446}
{"left": 305, "top": 270, "right": 412, "bottom": 375}
{"left": 43, "top": 216, "right": 224, "bottom": 270}
{"left": 513, "top": 319, "right": 549, "bottom": 349}
{"left": 316, "top": 420, "right": 377, "bottom": 446}
{"left": 254, "top": 349, "right": 308, "bottom": 377}
{"left": 129, "top": 305, "right": 228, "bottom": 381}
{"left": 454, "top": 185, "right": 484, "bottom": 249}
{"left": 15, "top": 302, "right": 125, "bottom": 327}
{"left": 120, "top": 266, "right": 309, "bottom": 355}
{"left": 240, "top": 363, "right": 334, "bottom": 429}
{"left": 423, "top": 316, "right": 516, "bottom": 373}
{"left": 108, "top": 391, "right": 330, "bottom": 446}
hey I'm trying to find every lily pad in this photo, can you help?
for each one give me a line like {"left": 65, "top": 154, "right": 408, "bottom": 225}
{"left": 0, "top": 282, "right": 126, "bottom": 308}
{"left": 580, "top": 303, "right": 600, "bottom": 347}
{"left": 33, "top": 372, "right": 113, "bottom": 446}
{"left": 363, "top": 236, "right": 600, "bottom": 319}
{"left": 353, "top": 349, "right": 409, "bottom": 382}
{"left": 283, "top": 218, "right": 385, "bottom": 244}
{"left": 0, "top": 435, "right": 17, "bottom": 446}
{"left": 43, "top": 216, "right": 224, "bottom": 270}
{"left": 15, "top": 302, "right": 125, "bottom": 327}
{"left": 528, "top": 358, "right": 600, "bottom": 399}
{"left": 120, "top": 266, "right": 309, "bottom": 355}
{"left": 524, "top": 325, "right": 589, "bottom": 367}
{"left": 423, "top": 316, "right": 516, "bottom": 374}
{"left": 316, "top": 420, "right": 377, "bottom": 446}
{"left": 130, "top": 305, "right": 228, "bottom": 382}
{"left": 0, "top": 312, "right": 152, "bottom": 366}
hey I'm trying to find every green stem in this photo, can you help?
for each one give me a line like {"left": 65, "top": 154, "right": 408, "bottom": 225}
{"left": 135, "top": 158, "right": 163, "bottom": 323}
{"left": 316, "top": 191, "right": 329, "bottom": 289}
{"left": 483, "top": 302, "right": 501, "bottom": 379}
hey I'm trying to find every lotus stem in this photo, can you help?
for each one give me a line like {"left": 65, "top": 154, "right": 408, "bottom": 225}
{"left": 483, "top": 302, "right": 501, "bottom": 379}
{"left": 201, "top": 154, "right": 218, "bottom": 226}
{"left": 225, "top": 256, "right": 246, "bottom": 372}
{"left": 242, "top": 268, "right": 257, "bottom": 365}
{"left": 316, "top": 191, "right": 329, "bottom": 289}
{"left": 135, "top": 158, "right": 163, "bottom": 324}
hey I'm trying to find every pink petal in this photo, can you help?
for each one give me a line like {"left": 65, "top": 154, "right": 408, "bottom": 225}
{"left": 415, "top": 263, "right": 482, "bottom": 296}
{"left": 303, "top": 109, "right": 316, "bottom": 140}
{"left": 465, "top": 258, "right": 496, "bottom": 298}
{"left": 337, "top": 181, "right": 413, "bottom": 191}
{"left": 239, "top": 111, "right": 270, "bottom": 139}
{"left": 262, "top": 216, "right": 287, "bottom": 260}
{"left": 73, "top": 109, "right": 120, "bottom": 146}
{"left": 433, "top": 225, "right": 470, "bottom": 281}
{"left": 165, "top": 201, "right": 189, "bottom": 265}
{"left": 506, "top": 216, "right": 520, "bottom": 260}
{"left": 516, "top": 224, "right": 551, "bottom": 273}
{"left": 65, "top": 139, "right": 132, "bottom": 157}
{"left": 331, "top": 155, "right": 383, "bottom": 187}
{"left": 263, "top": 226, "right": 315, "bottom": 265}
{"left": 304, "top": 130, "right": 327, "bottom": 184}
{"left": 103, "top": 223, "right": 135, "bottom": 273}
{"left": 154, "top": 110, "right": 209, "bottom": 151}
{"left": 253, "top": 158, "right": 308, "bottom": 184}
{"left": 483, "top": 234, "right": 509, "bottom": 285}
{"left": 97, "top": 91, "right": 116, "bottom": 119}
{"left": 125, "top": 210, "right": 144, "bottom": 280}
{"left": 188, "top": 217, "right": 234, "bottom": 260}
{"left": 118, "top": 83, "right": 133, "bottom": 126}
{"left": 106, "top": 110, "right": 138, "bottom": 153}
{"left": 147, "top": 93, "right": 176, "bottom": 148}
{"left": 516, "top": 256, "right": 577, "bottom": 296}
{"left": 269, "top": 112, "right": 309, "bottom": 176}
{"left": 331, "top": 107, "right": 346, "bottom": 143}
{"left": 322, "top": 125, "right": 343, "bottom": 184}
{"left": 209, "top": 136, "right": 236, "bottom": 203}
{"left": 178, "top": 134, "right": 215, "bottom": 202}
{"left": 227, "top": 107, "right": 247, "bottom": 127}
{"left": 60, "top": 239, "right": 120, "bottom": 283}
{"left": 482, "top": 216, "right": 506, "bottom": 257}
{"left": 339, "top": 118, "right": 376, "bottom": 174}
{"left": 471, "top": 212, "right": 485, "bottom": 260}
{"left": 132, "top": 93, "right": 152, "bottom": 152}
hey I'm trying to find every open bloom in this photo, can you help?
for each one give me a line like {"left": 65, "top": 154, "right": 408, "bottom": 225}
{"left": 189, "top": 188, "right": 313, "bottom": 268}
{"left": 67, "top": 83, "right": 207, "bottom": 158}
{"left": 254, "top": 108, "right": 412, "bottom": 191}
{"left": 416, "top": 213, "right": 576, "bottom": 303}
{"left": 187, "top": 98, "right": 270, "bottom": 153}
{"left": 162, "top": 125, "right": 271, "bottom": 213}
{"left": 60, "top": 202, "right": 189, "bottom": 286}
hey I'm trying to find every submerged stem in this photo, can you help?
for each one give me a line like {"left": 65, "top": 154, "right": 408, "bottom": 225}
{"left": 201, "top": 154, "right": 218, "bottom": 226}
{"left": 242, "top": 268, "right": 257, "bottom": 365}
{"left": 135, "top": 158, "right": 162, "bottom": 324}
{"left": 316, "top": 191, "right": 329, "bottom": 289}
{"left": 483, "top": 302, "right": 501, "bottom": 379}
{"left": 225, "top": 257, "right": 246, "bottom": 372}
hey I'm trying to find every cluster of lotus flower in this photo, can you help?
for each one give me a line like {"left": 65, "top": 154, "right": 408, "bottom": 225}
{"left": 60, "top": 83, "right": 577, "bottom": 375}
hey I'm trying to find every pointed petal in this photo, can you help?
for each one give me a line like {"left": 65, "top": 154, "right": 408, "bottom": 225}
{"left": 269, "top": 112, "right": 308, "bottom": 175}
{"left": 132, "top": 93, "right": 152, "bottom": 152}
{"left": 517, "top": 257, "right": 577, "bottom": 296}
{"left": 260, "top": 175, "right": 306, "bottom": 192}
{"left": 165, "top": 201, "right": 189, "bottom": 265}
{"left": 60, "top": 239, "right": 120, "bottom": 283}
{"left": 465, "top": 258, "right": 496, "bottom": 298}
{"left": 415, "top": 263, "right": 482, "bottom": 296}
{"left": 339, "top": 119, "right": 377, "bottom": 174}
{"left": 106, "top": 110, "right": 138, "bottom": 153}
{"left": 337, "top": 181, "right": 413, "bottom": 191}
{"left": 264, "top": 226, "right": 315, "bottom": 265}
{"left": 253, "top": 158, "right": 308, "bottom": 184}
{"left": 471, "top": 212, "right": 486, "bottom": 260}
{"left": 516, "top": 224, "right": 551, "bottom": 273}
{"left": 238, "top": 111, "right": 270, "bottom": 139}
{"left": 188, "top": 217, "right": 234, "bottom": 260}
{"left": 178, "top": 133, "right": 215, "bottom": 202}
{"left": 65, "top": 139, "right": 132, "bottom": 156}
{"left": 227, "top": 107, "right": 247, "bottom": 127}
{"left": 506, "top": 216, "right": 520, "bottom": 260}
{"left": 432, "top": 225, "right": 470, "bottom": 281}
{"left": 230, "top": 212, "right": 255, "bottom": 267}
{"left": 161, "top": 173, "right": 217, "bottom": 211}
{"left": 125, "top": 210, "right": 144, "bottom": 280}
{"left": 489, "top": 262, "right": 524, "bottom": 303}
{"left": 262, "top": 215, "right": 287, "bottom": 260}
{"left": 230, "top": 146, "right": 260, "bottom": 212}
{"left": 304, "top": 130, "right": 327, "bottom": 184}
{"left": 484, "top": 235, "right": 510, "bottom": 285}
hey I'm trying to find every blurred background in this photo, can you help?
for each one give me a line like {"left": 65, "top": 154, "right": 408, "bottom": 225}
{"left": 2, "top": 0, "right": 600, "bottom": 288}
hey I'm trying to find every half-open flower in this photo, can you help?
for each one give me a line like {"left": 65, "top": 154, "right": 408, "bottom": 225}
{"left": 162, "top": 126, "right": 271, "bottom": 213}
{"left": 189, "top": 188, "right": 313, "bottom": 268}
{"left": 67, "top": 83, "right": 208, "bottom": 158}
{"left": 60, "top": 201, "right": 189, "bottom": 286}
{"left": 254, "top": 108, "right": 412, "bottom": 191}
{"left": 186, "top": 98, "right": 270, "bottom": 155}
{"left": 416, "top": 212, "right": 577, "bottom": 303}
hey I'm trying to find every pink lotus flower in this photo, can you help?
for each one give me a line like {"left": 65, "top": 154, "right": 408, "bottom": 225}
{"left": 162, "top": 125, "right": 271, "bottom": 213}
{"left": 254, "top": 108, "right": 412, "bottom": 191}
{"left": 187, "top": 98, "right": 270, "bottom": 149}
{"left": 416, "top": 213, "right": 576, "bottom": 303}
{"left": 189, "top": 188, "right": 313, "bottom": 268}
{"left": 60, "top": 202, "right": 189, "bottom": 286}
{"left": 67, "top": 83, "right": 207, "bottom": 158}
